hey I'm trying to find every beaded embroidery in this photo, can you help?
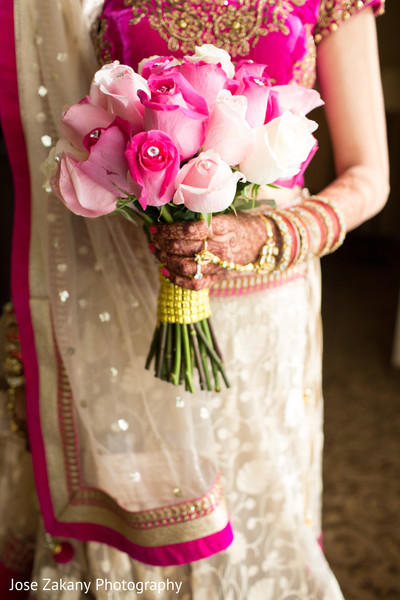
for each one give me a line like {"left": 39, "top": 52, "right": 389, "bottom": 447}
{"left": 123, "top": 0, "right": 306, "bottom": 57}
{"left": 314, "top": 0, "right": 385, "bottom": 43}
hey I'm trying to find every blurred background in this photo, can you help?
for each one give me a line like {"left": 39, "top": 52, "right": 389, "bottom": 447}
{"left": 0, "top": 2, "right": 399, "bottom": 598}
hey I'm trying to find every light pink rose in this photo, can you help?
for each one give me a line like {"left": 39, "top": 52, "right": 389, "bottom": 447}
{"left": 125, "top": 130, "right": 180, "bottom": 209}
{"left": 239, "top": 111, "right": 318, "bottom": 185}
{"left": 173, "top": 150, "right": 245, "bottom": 214}
{"left": 52, "top": 120, "right": 131, "bottom": 217}
{"left": 60, "top": 96, "right": 114, "bottom": 150}
{"left": 272, "top": 83, "right": 324, "bottom": 116}
{"left": 184, "top": 45, "right": 235, "bottom": 78}
{"left": 140, "top": 72, "right": 208, "bottom": 160}
{"left": 89, "top": 61, "right": 149, "bottom": 134}
{"left": 172, "top": 59, "right": 229, "bottom": 111}
{"left": 235, "top": 75, "right": 280, "bottom": 128}
{"left": 203, "top": 90, "right": 255, "bottom": 166}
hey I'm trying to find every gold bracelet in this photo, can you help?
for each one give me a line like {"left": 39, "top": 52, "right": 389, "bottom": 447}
{"left": 194, "top": 216, "right": 279, "bottom": 276}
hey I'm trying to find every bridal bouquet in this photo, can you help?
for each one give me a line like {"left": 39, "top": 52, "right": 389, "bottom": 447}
{"left": 47, "top": 44, "right": 322, "bottom": 393}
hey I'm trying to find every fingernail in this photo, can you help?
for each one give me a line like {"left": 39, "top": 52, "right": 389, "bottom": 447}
{"left": 148, "top": 243, "right": 155, "bottom": 254}
{"left": 161, "top": 267, "right": 170, "bottom": 277}
{"left": 149, "top": 224, "right": 157, "bottom": 234}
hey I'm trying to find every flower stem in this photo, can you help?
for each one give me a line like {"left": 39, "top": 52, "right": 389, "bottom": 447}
{"left": 145, "top": 326, "right": 160, "bottom": 370}
{"left": 193, "top": 322, "right": 230, "bottom": 389}
{"left": 156, "top": 322, "right": 168, "bottom": 379}
{"left": 160, "top": 205, "right": 174, "bottom": 224}
{"left": 171, "top": 323, "right": 181, "bottom": 386}
{"left": 201, "top": 321, "right": 220, "bottom": 392}
{"left": 189, "top": 324, "right": 207, "bottom": 390}
{"left": 181, "top": 323, "right": 195, "bottom": 393}
{"left": 198, "top": 335, "right": 213, "bottom": 392}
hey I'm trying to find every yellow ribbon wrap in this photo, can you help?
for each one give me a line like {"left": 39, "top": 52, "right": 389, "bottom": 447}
{"left": 157, "top": 275, "right": 211, "bottom": 325}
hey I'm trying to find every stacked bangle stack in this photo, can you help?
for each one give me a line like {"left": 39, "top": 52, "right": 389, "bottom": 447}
{"left": 264, "top": 194, "right": 346, "bottom": 272}
{"left": 194, "top": 194, "right": 346, "bottom": 279}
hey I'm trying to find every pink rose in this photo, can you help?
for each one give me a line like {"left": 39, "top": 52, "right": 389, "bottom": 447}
{"left": 203, "top": 91, "right": 255, "bottom": 167}
{"left": 140, "top": 72, "right": 208, "bottom": 160}
{"left": 172, "top": 59, "right": 230, "bottom": 111}
{"left": 138, "top": 55, "right": 181, "bottom": 79}
{"left": 184, "top": 45, "right": 235, "bottom": 78}
{"left": 239, "top": 111, "right": 317, "bottom": 185}
{"left": 125, "top": 130, "right": 180, "bottom": 209}
{"left": 234, "top": 60, "right": 269, "bottom": 81}
{"left": 272, "top": 84, "right": 324, "bottom": 116}
{"left": 52, "top": 119, "right": 132, "bottom": 218}
{"left": 60, "top": 96, "right": 114, "bottom": 150}
{"left": 235, "top": 76, "right": 281, "bottom": 128}
{"left": 173, "top": 150, "right": 245, "bottom": 214}
{"left": 89, "top": 61, "right": 150, "bottom": 134}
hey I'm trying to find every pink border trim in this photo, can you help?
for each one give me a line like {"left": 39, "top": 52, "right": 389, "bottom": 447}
{"left": 0, "top": 0, "right": 52, "bottom": 519}
{"left": 0, "top": 4, "right": 232, "bottom": 565}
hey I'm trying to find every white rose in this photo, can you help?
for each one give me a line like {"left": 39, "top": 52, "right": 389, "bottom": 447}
{"left": 185, "top": 44, "right": 235, "bottom": 78}
{"left": 239, "top": 111, "right": 317, "bottom": 185}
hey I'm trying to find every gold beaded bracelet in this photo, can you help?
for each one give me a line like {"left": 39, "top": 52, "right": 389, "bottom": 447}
{"left": 194, "top": 215, "right": 279, "bottom": 276}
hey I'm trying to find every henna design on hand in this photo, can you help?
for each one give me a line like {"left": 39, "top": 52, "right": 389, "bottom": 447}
{"left": 150, "top": 212, "right": 279, "bottom": 290}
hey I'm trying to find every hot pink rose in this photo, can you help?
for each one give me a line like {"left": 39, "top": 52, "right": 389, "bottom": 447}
{"left": 60, "top": 96, "right": 114, "bottom": 150}
{"left": 171, "top": 59, "right": 230, "bottom": 111}
{"left": 140, "top": 72, "right": 208, "bottom": 160}
{"left": 173, "top": 150, "right": 245, "bottom": 214}
{"left": 138, "top": 55, "right": 181, "bottom": 79}
{"left": 52, "top": 119, "right": 132, "bottom": 218}
{"left": 125, "top": 130, "right": 180, "bottom": 209}
{"left": 89, "top": 61, "right": 150, "bottom": 134}
{"left": 203, "top": 91, "right": 255, "bottom": 167}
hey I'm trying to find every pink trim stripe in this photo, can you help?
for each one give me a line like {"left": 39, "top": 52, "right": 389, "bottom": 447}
{"left": 47, "top": 519, "right": 234, "bottom": 566}
{"left": 0, "top": 0, "right": 55, "bottom": 533}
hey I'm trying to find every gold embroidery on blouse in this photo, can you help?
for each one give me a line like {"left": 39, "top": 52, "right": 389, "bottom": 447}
{"left": 91, "top": 18, "right": 112, "bottom": 65}
{"left": 292, "top": 24, "right": 316, "bottom": 88}
{"left": 124, "top": 0, "right": 298, "bottom": 57}
{"left": 314, "top": 0, "right": 385, "bottom": 44}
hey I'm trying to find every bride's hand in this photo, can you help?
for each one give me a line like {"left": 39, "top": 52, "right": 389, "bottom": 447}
{"left": 149, "top": 212, "right": 271, "bottom": 290}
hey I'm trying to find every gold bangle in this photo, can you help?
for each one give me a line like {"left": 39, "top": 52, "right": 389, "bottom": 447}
{"left": 265, "top": 212, "right": 294, "bottom": 271}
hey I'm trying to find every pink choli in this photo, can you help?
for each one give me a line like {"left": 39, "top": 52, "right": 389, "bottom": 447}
{"left": 94, "top": 0, "right": 385, "bottom": 89}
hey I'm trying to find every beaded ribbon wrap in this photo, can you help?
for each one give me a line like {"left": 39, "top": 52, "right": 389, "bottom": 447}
{"left": 157, "top": 275, "right": 211, "bottom": 325}
{"left": 147, "top": 276, "right": 229, "bottom": 393}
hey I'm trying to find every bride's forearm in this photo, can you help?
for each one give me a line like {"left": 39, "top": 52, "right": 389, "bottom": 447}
{"left": 319, "top": 163, "right": 390, "bottom": 232}
{"left": 316, "top": 8, "right": 389, "bottom": 232}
